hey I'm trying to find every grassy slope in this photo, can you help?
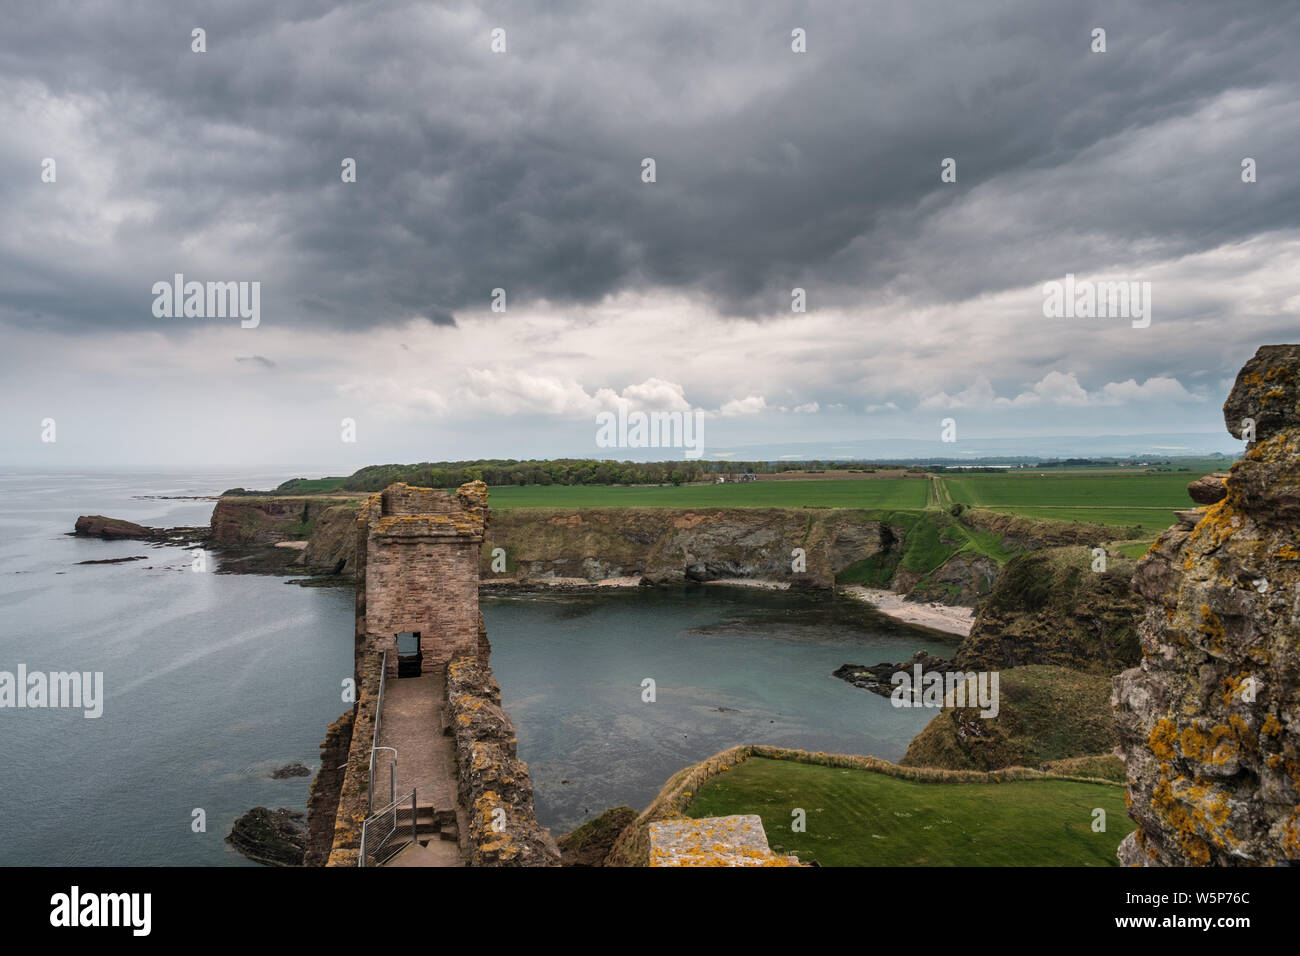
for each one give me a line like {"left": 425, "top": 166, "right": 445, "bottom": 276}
{"left": 685, "top": 756, "right": 1131, "bottom": 866}
{"left": 834, "top": 509, "right": 1017, "bottom": 588}
{"left": 901, "top": 665, "right": 1120, "bottom": 770}
{"left": 275, "top": 476, "right": 349, "bottom": 493}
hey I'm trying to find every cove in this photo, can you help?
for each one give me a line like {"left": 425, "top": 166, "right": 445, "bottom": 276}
{"left": 481, "top": 585, "right": 956, "bottom": 834}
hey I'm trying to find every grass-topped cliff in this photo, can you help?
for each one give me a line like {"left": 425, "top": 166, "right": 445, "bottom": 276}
{"left": 955, "top": 545, "right": 1143, "bottom": 674}
{"left": 900, "top": 665, "right": 1123, "bottom": 774}
{"left": 206, "top": 488, "right": 1144, "bottom": 603}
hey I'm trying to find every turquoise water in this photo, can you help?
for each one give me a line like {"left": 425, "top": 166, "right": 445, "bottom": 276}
{"left": 484, "top": 588, "right": 952, "bottom": 833}
{"left": 0, "top": 471, "right": 955, "bottom": 863}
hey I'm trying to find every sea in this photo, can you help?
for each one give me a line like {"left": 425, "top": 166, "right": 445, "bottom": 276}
{"left": 0, "top": 469, "right": 955, "bottom": 864}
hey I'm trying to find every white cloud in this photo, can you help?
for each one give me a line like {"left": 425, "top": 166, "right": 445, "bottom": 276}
{"left": 1094, "top": 376, "right": 1193, "bottom": 405}
{"left": 618, "top": 377, "right": 693, "bottom": 411}
{"left": 923, "top": 370, "right": 1198, "bottom": 410}
{"left": 1003, "top": 370, "right": 1090, "bottom": 407}
{"left": 920, "top": 378, "right": 998, "bottom": 410}
{"left": 718, "top": 395, "right": 768, "bottom": 416}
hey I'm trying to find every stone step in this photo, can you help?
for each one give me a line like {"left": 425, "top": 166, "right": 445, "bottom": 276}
{"left": 394, "top": 806, "right": 460, "bottom": 839}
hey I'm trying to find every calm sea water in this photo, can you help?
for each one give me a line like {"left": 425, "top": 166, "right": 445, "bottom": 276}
{"left": 0, "top": 470, "right": 955, "bottom": 864}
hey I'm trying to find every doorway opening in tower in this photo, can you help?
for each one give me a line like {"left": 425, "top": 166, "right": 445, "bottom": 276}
{"left": 395, "top": 632, "right": 422, "bottom": 677}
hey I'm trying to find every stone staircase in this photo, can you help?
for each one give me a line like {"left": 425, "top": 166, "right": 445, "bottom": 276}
{"left": 394, "top": 805, "right": 459, "bottom": 843}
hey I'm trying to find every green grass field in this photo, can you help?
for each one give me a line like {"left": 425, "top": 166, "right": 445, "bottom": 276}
{"left": 685, "top": 757, "right": 1132, "bottom": 866}
{"left": 484, "top": 478, "right": 930, "bottom": 510}
{"left": 1112, "top": 539, "right": 1156, "bottom": 559}
{"left": 328, "top": 467, "right": 1207, "bottom": 535}
{"left": 940, "top": 471, "right": 1209, "bottom": 535}
{"left": 941, "top": 471, "right": 1205, "bottom": 508}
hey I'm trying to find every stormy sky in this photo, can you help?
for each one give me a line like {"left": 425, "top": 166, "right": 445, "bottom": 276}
{"left": 2, "top": 0, "right": 1297, "bottom": 469}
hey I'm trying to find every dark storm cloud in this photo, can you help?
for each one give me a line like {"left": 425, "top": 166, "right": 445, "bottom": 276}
{"left": 1, "top": 0, "right": 1297, "bottom": 332}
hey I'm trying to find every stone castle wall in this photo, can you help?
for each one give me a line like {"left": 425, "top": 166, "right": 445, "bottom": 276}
{"left": 309, "top": 480, "right": 555, "bottom": 866}
{"left": 356, "top": 482, "right": 488, "bottom": 675}
{"left": 446, "top": 649, "right": 560, "bottom": 866}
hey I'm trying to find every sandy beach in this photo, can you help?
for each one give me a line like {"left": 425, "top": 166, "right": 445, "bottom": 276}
{"left": 841, "top": 586, "right": 974, "bottom": 637}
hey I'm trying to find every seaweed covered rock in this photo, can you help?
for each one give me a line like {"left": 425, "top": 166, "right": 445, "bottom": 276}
{"left": 227, "top": 807, "right": 306, "bottom": 866}
{"left": 1114, "top": 345, "right": 1300, "bottom": 866}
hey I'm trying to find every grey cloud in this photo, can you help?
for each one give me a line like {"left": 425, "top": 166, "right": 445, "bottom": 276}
{"left": 1, "top": 0, "right": 1297, "bottom": 337}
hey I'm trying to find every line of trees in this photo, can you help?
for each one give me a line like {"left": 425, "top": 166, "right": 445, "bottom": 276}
{"left": 332, "top": 458, "right": 897, "bottom": 491}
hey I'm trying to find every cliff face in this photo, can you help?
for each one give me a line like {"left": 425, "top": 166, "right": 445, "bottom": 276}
{"left": 304, "top": 710, "right": 353, "bottom": 867}
{"left": 1114, "top": 345, "right": 1300, "bottom": 866}
{"left": 485, "top": 507, "right": 891, "bottom": 590}
{"left": 956, "top": 546, "right": 1143, "bottom": 674}
{"left": 209, "top": 496, "right": 361, "bottom": 576}
{"left": 209, "top": 498, "right": 1052, "bottom": 603}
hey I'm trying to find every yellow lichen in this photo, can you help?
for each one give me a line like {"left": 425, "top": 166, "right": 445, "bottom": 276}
{"left": 1149, "top": 718, "right": 1179, "bottom": 761}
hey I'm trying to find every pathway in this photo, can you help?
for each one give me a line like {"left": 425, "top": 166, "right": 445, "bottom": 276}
{"left": 372, "top": 669, "right": 467, "bottom": 866}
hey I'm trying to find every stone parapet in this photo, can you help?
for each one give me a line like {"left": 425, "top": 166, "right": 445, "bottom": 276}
{"left": 446, "top": 655, "right": 559, "bottom": 867}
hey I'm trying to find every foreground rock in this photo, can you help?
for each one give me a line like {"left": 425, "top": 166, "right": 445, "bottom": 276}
{"left": 649, "top": 815, "right": 802, "bottom": 867}
{"left": 1186, "top": 472, "right": 1229, "bottom": 505}
{"left": 1114, "top": 344, "right": 1300, "bottom": 866}
{"left": 227, "top": 807, "right": 307, "bottom": 866}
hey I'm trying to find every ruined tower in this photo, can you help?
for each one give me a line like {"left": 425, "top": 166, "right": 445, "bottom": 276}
{"left": 354, "top": 481, "right": 490, "bottom": 677}
{"left": 309, "top": 479, "right": 558, "bottom": 866}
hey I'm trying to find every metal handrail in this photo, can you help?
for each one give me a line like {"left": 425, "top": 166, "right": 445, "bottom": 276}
{"left": 359, "top": 787, "right": 417, "bottom": 868}
{"left": 373, "top": 649, "right": 388, "bottom": 753}
{"left": 372, "top": 746, "right": 397, "bottom": 813}
{"left": 367, "top": 649, "right": 390, "bottom": 814}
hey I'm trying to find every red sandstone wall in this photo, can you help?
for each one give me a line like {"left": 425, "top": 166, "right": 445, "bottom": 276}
{"left": 364, "top": 537, "right": 482, "bottom": 670}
